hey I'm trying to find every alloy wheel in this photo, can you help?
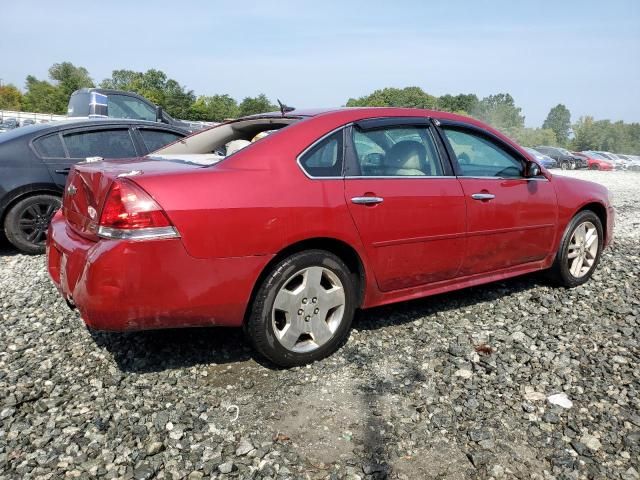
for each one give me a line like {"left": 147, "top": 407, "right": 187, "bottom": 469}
{"left": 271, "top": 266, "right": 345, "bottom": 353}
{"left": 18, "top": 200, "right": 59, "bottom": 246}
{"left": 566, "top": 221, "right": 598, "bottom": 278}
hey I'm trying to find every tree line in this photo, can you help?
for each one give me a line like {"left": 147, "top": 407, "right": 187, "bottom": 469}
{"left": 1, "top": 62, "right": 638, "bottom": 154}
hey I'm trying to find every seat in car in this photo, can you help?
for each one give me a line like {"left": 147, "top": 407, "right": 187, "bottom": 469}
{"left": 382, "top": 140, "right": 428, "bottom": 176}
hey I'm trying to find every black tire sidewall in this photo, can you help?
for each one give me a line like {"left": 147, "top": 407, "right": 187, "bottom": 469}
{"left": 4, "top": 194, "right": 61, "bottom": 254}
{"left": 554, "top": 211, "right": 604, "bottom": 287}
{"left": 248, "top": 250, "right": 357, "bottom": 367}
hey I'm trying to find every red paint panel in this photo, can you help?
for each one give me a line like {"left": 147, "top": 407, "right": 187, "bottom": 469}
{"left": 458, "top": 178, "right": 557, "bottom": 275}
{"left": 344, "top": 178, "right": 466, "bottom": 291}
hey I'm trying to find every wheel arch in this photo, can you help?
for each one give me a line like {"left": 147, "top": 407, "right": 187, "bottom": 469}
{"left": 577, "top": 201, "right": 608, "bottom": 243}
{"left": 0, "top": 184, "right": 62, "bottom": 226}
{"left": 243, "top": 237, "right": 367, "bottom": 325}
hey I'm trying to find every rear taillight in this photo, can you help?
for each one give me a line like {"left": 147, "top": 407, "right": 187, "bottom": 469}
{"left": 97, "top": 179, "right": 179, "bottom": 240}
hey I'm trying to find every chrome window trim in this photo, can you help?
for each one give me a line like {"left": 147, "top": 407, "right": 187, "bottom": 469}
{"left": 460, "top": 175, "right": 550, "bottom": 182}
{"left": 297, "top": 123, "right": 549, "bottom": 182}
{"left": 296, "top": 124, "right": 351, "bottom": 179}
{"left": 344, "top": 175, "right": 457, "bottom": 179}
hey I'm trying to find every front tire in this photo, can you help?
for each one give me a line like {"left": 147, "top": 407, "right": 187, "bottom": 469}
{"left": 246, "top": 250, "right": 357, "bottom": 367}
{"left": 549, "top": 211, "right": 603, "bottom": 287}
{"left": 4, "top": 194, "right": 61, "bottom": 254}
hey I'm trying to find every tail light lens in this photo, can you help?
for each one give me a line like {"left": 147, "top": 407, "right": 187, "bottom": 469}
{"left": 97, "top": 179, "right": 179, "bottom": 240}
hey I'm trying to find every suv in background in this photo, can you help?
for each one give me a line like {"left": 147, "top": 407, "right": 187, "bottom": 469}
{"left": 68, "top": 88, "right": 208, "bottom": 132}
{"left": 0, "top": 118, "right": 187, "bottom": 253}
{"left": 534, "top": 146, "right": 587, "bottom": 170}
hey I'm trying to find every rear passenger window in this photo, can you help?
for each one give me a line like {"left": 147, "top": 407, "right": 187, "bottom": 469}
{"left": 63, "top": 129, "right": 137, "bottom": 159}
{"left": 34, "top": 134, "right": 65, "bottom": 158}
{"left": 299, "top": 131, "right": 343, "bottom": 177}
{"left": 352, "top": 126, "right": 443, "bottom": 176}
{"left": 139, "top": 129, "right": 183, "bottom": 152}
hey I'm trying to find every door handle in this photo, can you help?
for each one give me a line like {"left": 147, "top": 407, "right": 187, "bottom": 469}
{"left": 471, "top": 193, "right": 495, "bottom": 201}
{"left": 351, "top": 196, "right": 384, "bottom": 205}
{"left": 55, "top": 168, "right": 71, "bottom": 175}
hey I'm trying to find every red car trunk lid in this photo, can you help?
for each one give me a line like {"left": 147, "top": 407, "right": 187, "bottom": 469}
{"left": 63, "top": 158, "right": 203, "bottom": 239}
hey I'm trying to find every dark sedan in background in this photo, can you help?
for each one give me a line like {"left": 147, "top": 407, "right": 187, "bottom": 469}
{"left": 0, "top": 119, "right": 187, "bottom": 253}
{"left": 523, "top": 147, "right": 557, "bottom": 169}
{"left": 534, "top": 145, "right": 587, "bottom": 170}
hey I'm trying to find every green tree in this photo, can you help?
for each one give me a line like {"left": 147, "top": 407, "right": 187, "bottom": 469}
{"left": 0, "top": 84, "right": 23, "bottom": 110}
{"left": 346, "top": 87, "right": 437, "bottom": 109}
{"left": 571, "top": 116, "right": 640, "bottom": 154}
{"left": 101, "top": 69, "right": 195, "bottom": 119}
{"left": 48, "top": 62, "right": 94, "bottom": 98}
{"left": 238, "top": 94, "right": 276, "bottom": 117}
{"left": 189, "top": 94, "right": 239, "bottom": 121}
{"left": 471, "top": 93, "right": 525, "bottom": 133}
{"left": 542, "top": 104, "right": 571, "bottom": 145}
{"left": 509, "top": 127, "right": 558, "bottom": 147}
{"left": 22, "top": 75, "right": 67, "bottom": 114}
{"left": 436, "top": 93, "right": 479, "bottom": 115}
{"left": 21, "top": 62, "right": 94, "bottom": 114}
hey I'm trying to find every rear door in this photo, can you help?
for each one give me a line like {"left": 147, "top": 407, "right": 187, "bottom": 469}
{"left": 342, "top": 118, "right": 466, "bottom": 292}
{"left": 32, "top": 133, "right": 69, "bottom": 188}
{"left": 35, "top": 126, "right": 143, "bottom": 188}
{"left": 62, "top": 126, "right": 140, "bottom": 162}
{"left": 439, "top": 123, "right": 557, "bottom": 276}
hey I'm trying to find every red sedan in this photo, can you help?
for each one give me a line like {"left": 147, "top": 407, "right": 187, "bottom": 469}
{"left": 47, "top": 108, "right": 614, "bottom": 366}
{"left": 573, "top": 151, "right": 614, "bottom": 170}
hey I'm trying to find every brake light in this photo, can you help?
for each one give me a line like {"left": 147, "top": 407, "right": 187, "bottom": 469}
{"left": 97, "top": 179, "right": 179, "bottom": 240}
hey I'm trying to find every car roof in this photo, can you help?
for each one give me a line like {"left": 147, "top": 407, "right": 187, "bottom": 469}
{"left": 242, "top": 107, "right": 491, "bottom": 126}
{"left": 0, "top": 118, "right": 185, "bottom": 142}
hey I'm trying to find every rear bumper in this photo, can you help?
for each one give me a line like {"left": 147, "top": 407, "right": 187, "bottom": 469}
{"left": 47, "top": 212, "right": 272, "bottom": 331}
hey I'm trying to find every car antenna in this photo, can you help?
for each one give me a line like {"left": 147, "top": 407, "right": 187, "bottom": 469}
{"left": 277, "top": 99, "right": 295, "bottom": 116}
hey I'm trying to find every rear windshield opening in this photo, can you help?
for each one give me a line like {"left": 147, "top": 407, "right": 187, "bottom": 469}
{"left": 151, "top": 117, "right": 300, "bottom": 165}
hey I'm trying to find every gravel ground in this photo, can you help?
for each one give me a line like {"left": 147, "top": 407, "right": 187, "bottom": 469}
{"left": 1, "top": 170, "right": 639, "bottom": 480}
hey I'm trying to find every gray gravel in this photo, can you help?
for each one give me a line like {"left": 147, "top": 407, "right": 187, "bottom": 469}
{"left": 1, "top": 170, "right": 639, "bottom": 479}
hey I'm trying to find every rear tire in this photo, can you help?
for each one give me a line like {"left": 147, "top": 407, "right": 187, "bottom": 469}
{"left": 4, "top": 194, "right": 61, "bottom": 254}
{"left": 548, "top": 210, "right": 603, "bottom": 287}
{"left": 246, "top": 250, "right": 357, "bottom": 367}
{"left": 561, "top": 161, "right": 570, "bottom": 170}
{"left": 590, "top": 164, "right": 599, "bottom": 170}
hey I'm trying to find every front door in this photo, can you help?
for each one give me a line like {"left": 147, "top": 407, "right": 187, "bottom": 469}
{"left": 343, "top": 121, "right": 466, "bottom": 292}
{"left": 439, "top": 125, "right": 558, "bottom": 276}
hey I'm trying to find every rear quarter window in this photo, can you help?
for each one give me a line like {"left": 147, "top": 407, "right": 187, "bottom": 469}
{"left": 299, "top": 131, "right": 343, "bottom": 177}
{"left": 34, "top": 134, "right": 66, "bottom": 158}
{"left": 139, "top": 129, "right": 184, "bottom": 152}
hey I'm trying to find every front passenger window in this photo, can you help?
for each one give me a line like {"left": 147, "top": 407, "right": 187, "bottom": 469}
{"left": 443, "top": 128, "right": 524, "bottom": 178}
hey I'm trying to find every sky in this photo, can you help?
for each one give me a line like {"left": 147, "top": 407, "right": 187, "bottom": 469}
{"left": 1, "top": 0, "right": 639, "bottom": 127}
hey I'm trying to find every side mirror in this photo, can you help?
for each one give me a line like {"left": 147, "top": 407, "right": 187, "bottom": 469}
{"left": 527, "top": 161, "right": 541, "bottom": 177}
{"left": 156, "top": 106, "right": 164, "bottom": 123}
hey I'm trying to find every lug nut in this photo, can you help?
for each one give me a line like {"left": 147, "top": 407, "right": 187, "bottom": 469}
{"left": 314, "top": 308, "right": 319, "bottom": 314}
{"left": 298, "top": 309, "right": 303, "bottom": 315}
{"left": 305, "top": 315, "right": 311, "bottom": 321}
{"left": 312, "top": 297, "right": 317, "bottom": 303}
{"left": 302, "top": 298, "right": 308, "bottom": 304}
